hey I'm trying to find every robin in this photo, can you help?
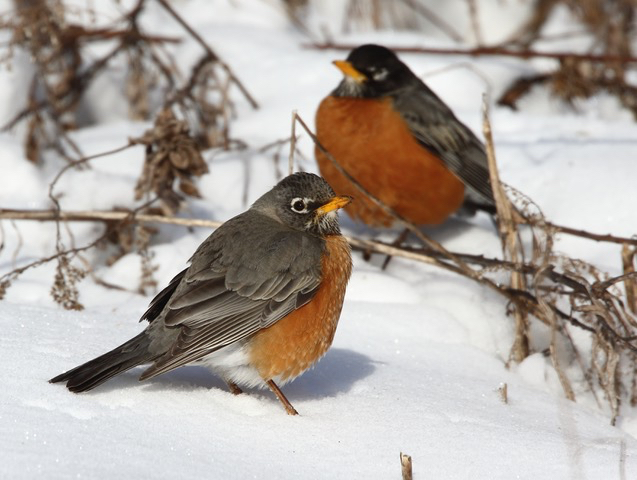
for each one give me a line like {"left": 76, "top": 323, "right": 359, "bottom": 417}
{"left": 50, "top": 172, "right": 353, "bottom": 416}
{"left": 315, "top": 44, "right": 495, "bottom": 227}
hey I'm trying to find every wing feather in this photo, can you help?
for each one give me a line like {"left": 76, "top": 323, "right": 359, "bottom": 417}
{"left": 139, "top": 211, "right": 324, "bottom": 380}
{"left": 392, "top": 85, "right": 495, "bottom": 207}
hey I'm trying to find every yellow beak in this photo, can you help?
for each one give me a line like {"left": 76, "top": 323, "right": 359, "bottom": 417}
{"left": 333, "top": 60, "right": 367, "bottom": 83}
{"left": 317, "top": 195, "right": 353, "bottom": 215}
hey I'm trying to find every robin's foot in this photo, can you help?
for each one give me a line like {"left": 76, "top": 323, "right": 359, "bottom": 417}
{"left": 266, "top": 379, "right": 298, "bottom": 415}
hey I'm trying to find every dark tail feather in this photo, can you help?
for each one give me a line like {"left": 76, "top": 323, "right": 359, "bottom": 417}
{"left": 49, "top": 332, "right": 153, "bottom": 393}
{"left": 459, "top": 198, "right": 497, "bottom": 217}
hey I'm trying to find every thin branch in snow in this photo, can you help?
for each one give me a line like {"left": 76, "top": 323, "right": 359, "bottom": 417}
{"left": 497, "top": 383, "right": 508, "bottom": 404}
{"left": 400, "top": 452, "right": 413, "bottom": 480}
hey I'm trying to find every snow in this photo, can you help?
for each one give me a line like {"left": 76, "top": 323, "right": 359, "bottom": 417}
{"left": 5, "top": 302, "right": 637, "bottom": 479}
{"left": 2, "top": 1, "right": 637, "bottom": 478}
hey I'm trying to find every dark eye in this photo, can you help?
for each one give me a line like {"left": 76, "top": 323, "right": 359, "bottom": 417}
{"left": 290, "top": 198, "right": 307, "bottom": 213}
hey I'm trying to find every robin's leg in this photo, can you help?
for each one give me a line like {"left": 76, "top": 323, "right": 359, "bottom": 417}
{"left": 382, "top": 228, "right": 410, "bottom": 270}
{"left": 226, "top": 380, "right": 243, "bottom": 395}
{"left": 266, "top": 379, "right": 298, "bottom": 415}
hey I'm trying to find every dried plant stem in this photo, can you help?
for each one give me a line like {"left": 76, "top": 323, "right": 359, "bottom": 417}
{"left": 0, "top": 209, "right": 221, "bottom": 229}
{"left": 400, "top": 452, "right": 413, "bottom": 480}
{"left": 498, "top": 383, "right": 508, "bottom": 404}
{"left": 483, "top": 96, "right": 529, "bottom": 362}
{"left": 3, "top": 207, "right": 635, "bottom": 302}
{"left": 399, "top": 0, "right": 463, "bottom": 43}
{"left": 622, "top": 244, "right": 637, "bottom": 316}
{"left": 540, "top": 222, "right": 637, "bottom": 247}
{"left": 305, "top": 41, "right": 637, "bottom": 65}
{"left": 466, "top": 0, "right": 484, "bottom": 46}
{"left": 289, "top": 110, "right": 297, "bottom": 175}
{"left": 0, "top": 233, "right": 104, "bottom": 290}
{"left": 155, "top": 0, "right": 259, "bottom": 109}
{"left": 1, "top": 208, "right": 628, "bottom": 289}
{"left": 4, "top": 207, "right": 637, "bottom": 354}
{"left": 535, "top": 267, "right": 575, "bottom": 401}
{"left": 45, "top": 142, "right": 138, "bottom": 299}
{"left": 49, "top": 143, "right": 136, "bottom": 195}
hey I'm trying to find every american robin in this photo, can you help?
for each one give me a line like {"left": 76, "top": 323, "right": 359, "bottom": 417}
{"left": 50, "top": 172, "right": 353, "bottom": 415}
{"left": 315, "top": 44, "right": 495, "bottom": 227}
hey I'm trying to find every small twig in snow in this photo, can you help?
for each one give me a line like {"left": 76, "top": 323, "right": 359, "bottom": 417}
{"left": 497, "top": 383, "right": 508, "bottom": 404}
{"left": 400, "top": 452, "right": 413, "bottom": 480}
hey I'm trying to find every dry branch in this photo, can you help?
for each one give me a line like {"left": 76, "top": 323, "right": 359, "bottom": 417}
{"left": 623, "top": 245, "right": 637, "bottom": 316}
{"left": 155, "top": 0, "right": 259, "bottom": 110}
{"left": 483, "top": 96, "right": 529, "bottom": 362}
{"left": 5, "top": 208, "right": 636, "bottom": 339}
{"left": 400, "top": 452, "right": 413, "bottom": 480}
{"left": 0, "top": 209, "right": 221, "bottom": 228}
{"left": 304, "top": 41, "right": 637, "bottom": 65}
{"left": 498, "top": 383, "right": 508, "bottom": 404}
{"left": 1, "top": 0, "right": 258, "bottom": 161}
{"left": 399, "top": 0, "right": 463, "bottom": 43}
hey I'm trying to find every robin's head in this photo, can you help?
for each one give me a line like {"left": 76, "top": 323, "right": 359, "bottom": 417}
{"left": 252, "top": 172, "right": 352, "bottom": 236}
{"left": 331, "top": 44, "right": 416, "bottom": 98}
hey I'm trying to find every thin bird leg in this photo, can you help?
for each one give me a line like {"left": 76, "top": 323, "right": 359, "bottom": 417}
{"left": 266, "top": 379, "right": 298, "bottom": 415}
{"left": 382, "top": 228, "right": 410, "bottom": 270}
{"left": 226, "top": 380, "right": 243, "bottom": 395}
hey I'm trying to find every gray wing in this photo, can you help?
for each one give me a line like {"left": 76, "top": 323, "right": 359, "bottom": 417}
{"left": 392, "top": 84, "right": 495, "bottom": 208}
{"left": 140, "top": 212, "right": 324, "bottom": 379}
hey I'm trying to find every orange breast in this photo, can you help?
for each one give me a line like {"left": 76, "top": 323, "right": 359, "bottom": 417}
{"left": 315, "top": 96, "right": 465, "bottom": 226}
{"left": 248, "top": 235, "right": 352, "bottom": 383}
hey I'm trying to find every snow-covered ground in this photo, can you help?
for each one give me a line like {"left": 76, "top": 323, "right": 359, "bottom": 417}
{"left": 2, "top": 1, "right": 637, "bottom": 478}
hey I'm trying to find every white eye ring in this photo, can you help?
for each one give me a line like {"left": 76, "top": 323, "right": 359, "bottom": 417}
{"left": 290, "top": 197, "right": 309, "bottom": 213}
{"left": 372, "top": 68, "right": 388, "bottom": 81}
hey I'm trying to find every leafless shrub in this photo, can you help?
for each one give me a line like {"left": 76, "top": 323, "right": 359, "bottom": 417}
{"left": 50, "top": 254, "right": 86, "bottom": 310}
{"left": 287, "top": 0, "right": 463, "bottom": 42}
{"left": 500, "top": 0, "right": 637, "bottom": 118}
{"left": 0, "top": 0, "right": 257, "bottom": 304}
{"left": 100, "top": 213, "right": 158, "bottom": 294}
{"left": 2, "top": 0, "right": 169, "bottom": 162}
{"left": 1, "top": 0, "right": 256, "bottom": 163}
{"left": 131, "top": 109, "right": 209, "bottom": 215}
{"left": 135, "top": 223, "right": 158, "bottom": 295}
{"left": 399, "top": 452, "right": 413, "bottom": 480}
{"left": 0, "top": 278, "right": 12, "bottom": 301}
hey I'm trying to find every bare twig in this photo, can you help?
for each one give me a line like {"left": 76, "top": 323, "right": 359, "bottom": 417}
{"left": 289, "top": 110, "right": 297, "bottom": 175}
{"left": 540, "top": 222, "right": 637, "bottom": 247}
{"left": 155, "top": 0, "right": 259, "bottom": 109}
{"left": 483, "top": 95, "right": 529, "bottom": 362}
{"left": 466, "top": 0, "right": 484, "bottom": 46}
{"left": 497, "top": 383, "right": 508, "bottom": 404}
{"left": 0, "top": 209, "right": 221, "bottom": 229}
{"left": 400, "top": 452, "right": 413, "bottom": 480}
{"left": 399, "top": 0, "right": 463, "bottom": 43}
{"left": 622, "top": 245, "right": 637, "bottom": 315}
{"left": 304, "top": 41, "right": 637, "bottom": 65}
{"left": 536, "top": 267, "right": 576, "bottom": 401}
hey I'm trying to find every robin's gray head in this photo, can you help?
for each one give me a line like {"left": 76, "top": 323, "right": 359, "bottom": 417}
{"left": 331, "top": 44, "right": 417, "bottom": 98}
{"left": 251, "top": 172, "right": 351, "bottom": 236}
